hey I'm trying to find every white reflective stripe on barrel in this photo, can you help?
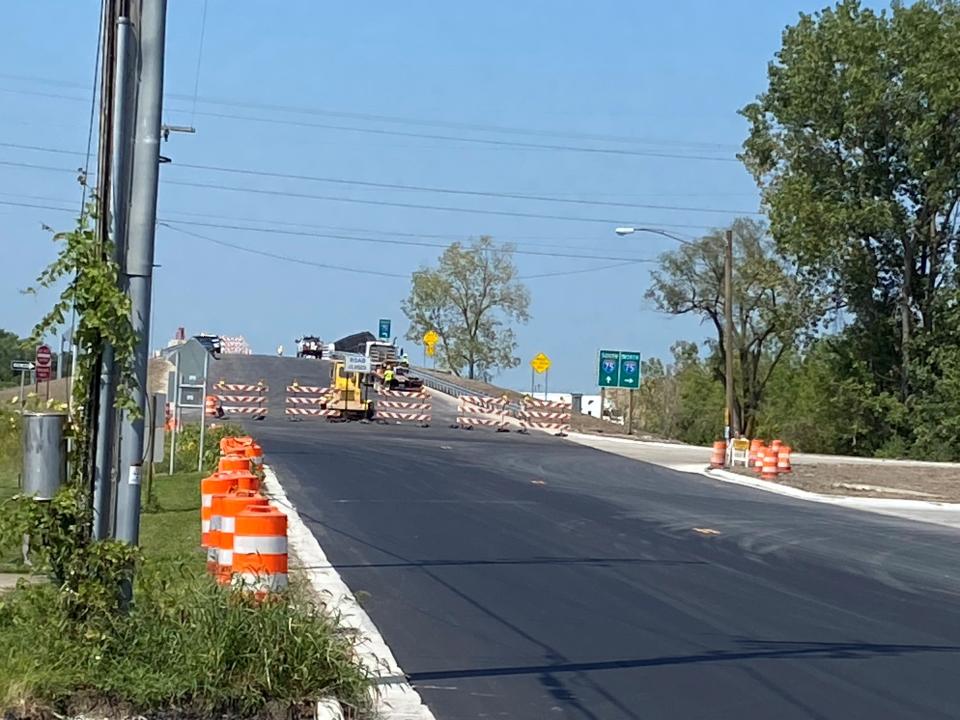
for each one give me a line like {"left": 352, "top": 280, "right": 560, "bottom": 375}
{"left": 233, "top": 535, "right": 287, "bottom": 555}
{"left": 218, "top": 549, "right": 233, "bottom": 565}
{"left": 232, "top": 572, "right": 288, "bottom": 591}
{"left": 221, "top": 517, "right": 235, "bottom": 533}
{"left": 202, "top": 519, "right": 210, "bottom": 533}
{"left": 202, "top": 494, "right": 213, "bottom": 507}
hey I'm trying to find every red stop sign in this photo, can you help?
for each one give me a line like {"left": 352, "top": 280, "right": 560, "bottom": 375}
{"left": 35, "top": 344, "right": 52, "bottom": 382}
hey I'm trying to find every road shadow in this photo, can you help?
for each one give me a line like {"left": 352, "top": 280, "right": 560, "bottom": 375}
{"left": 406, "top": 639, "right": 960, "bottom": 682}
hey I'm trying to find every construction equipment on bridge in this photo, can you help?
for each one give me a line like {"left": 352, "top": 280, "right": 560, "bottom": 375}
{"left": 377, "top": 387, "right": 431, "bottom": 426}
{"left": 456, "top": 395, "right": 510, "bottom": 431}
{"left": 284, "top": 381, "right": 341, "bottom": 419}
{"left": 328, "top": 360, "right": 375, "bottom": 420}
{"left": 296, "top": 336, "right": 324, "bottom": 359}
{"left": 212, "top": 380, "right": 269, "bottom": 419}
{"left": 517, "top": 396, "right": 571, "bottom": 436}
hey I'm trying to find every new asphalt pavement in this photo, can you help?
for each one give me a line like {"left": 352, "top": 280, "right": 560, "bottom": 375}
{"left": 214, "top": 354, "right": 960, "bottom": 719}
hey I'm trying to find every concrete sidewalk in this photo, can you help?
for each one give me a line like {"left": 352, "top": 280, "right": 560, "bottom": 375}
{"left": 566, "top": 433, "right": 960, "bottom": 530}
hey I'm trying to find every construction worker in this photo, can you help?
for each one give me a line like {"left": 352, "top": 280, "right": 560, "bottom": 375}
{"left": 400, "top": 353, "right": 410, "bottom": 367}
{"left": 383, "top": 365, "right": 397, "bottom": 390}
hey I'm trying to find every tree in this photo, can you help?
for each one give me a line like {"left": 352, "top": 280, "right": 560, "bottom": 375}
{"left": 402, "top": 237, "right": 530, "bottom": 380}
{"left": 645, "top": 218, "right": 820, "bottom": 436}
{"left": 740, "top": 0, "right": 960, "bottom": 403}
{"left": 0, "top": 330, "right": 25, "bottom": 386}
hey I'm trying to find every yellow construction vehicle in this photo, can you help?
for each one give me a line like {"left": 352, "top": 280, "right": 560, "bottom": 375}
{"left": 326, "top": 360, "right": 375, "bottom": 420}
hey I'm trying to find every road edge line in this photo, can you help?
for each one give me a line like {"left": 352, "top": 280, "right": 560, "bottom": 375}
{"left": 261, "top": 465, "right": 437, "bottom": 720}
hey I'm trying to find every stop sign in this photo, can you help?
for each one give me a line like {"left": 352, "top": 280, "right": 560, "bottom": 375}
{"left": 35, "top": 344, "right": 52, "bottom": 382}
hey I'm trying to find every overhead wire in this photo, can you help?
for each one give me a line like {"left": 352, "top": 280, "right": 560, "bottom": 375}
{"left": 0, "top": 71, "right": 739, "bottom": 152}
{"left": 159, "top": 223, "right": 407, "bottom": 279}
{"left": 0, "top": 141, "right": 756, "bottom": 216}
{"left": 189, "top": 0, "right": 208, "bottom": 126}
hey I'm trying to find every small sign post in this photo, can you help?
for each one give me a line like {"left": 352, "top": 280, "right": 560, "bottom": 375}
{"left": 11, "top": 360, "right": 35, "bottom": 408}
{"left": 35, "top": 345, "right": 53, "bottom": 400}
{"left": 530, "top": 352, "right": 552, "bottom": 399}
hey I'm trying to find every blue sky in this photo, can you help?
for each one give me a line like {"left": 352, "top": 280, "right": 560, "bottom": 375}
{"left": 1, "top": 1, "right": 843, "bottom": 391}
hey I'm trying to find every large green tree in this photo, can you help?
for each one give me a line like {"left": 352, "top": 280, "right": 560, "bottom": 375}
{"left": 646, "top": 218, "right": 820, "bottom": 436}
{"left": 402, "top": 236, "right": 530, "bottom": 380}
{"left": 740, "top": 0, "right": 960, "bottom": 403}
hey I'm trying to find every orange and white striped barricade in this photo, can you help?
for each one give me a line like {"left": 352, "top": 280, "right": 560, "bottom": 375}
{"left": 455, "top": 395, "right": 509, "bottom": 431}
{"left": 376, "top": 387, "right": 431, "bottom": 426}
{"left": 212, "top": 380, "right": 268, "bottom": 419}
{"left": 231, "top": 505, "right": 288, "bottom": 595}
{"left": 516, "top": 397, "right": 571, "bottom": 436}
{"left": 753, "top": 445, "right": 766, "bottom": 474}
{"left": 211, "top": 490, "right": 269, "bottom": 583}
{"left": 284, "top": 382, "right": 340, "bottom": 420}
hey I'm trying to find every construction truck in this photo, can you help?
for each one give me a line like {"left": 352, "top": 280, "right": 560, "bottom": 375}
{"left": 326, "top": 360, "right": 375, "bottom": 420}
{"left": 364, "top": 340, "right": 397, "bottom": 370}
{"left": 296, "top": 336, "right": 323, "bottom": 359}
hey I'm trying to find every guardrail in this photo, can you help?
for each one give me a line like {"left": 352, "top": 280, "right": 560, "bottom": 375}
{"left": 408, "top": 367, "right": 489, "bottom": 399}
{"left": 409, "top": 367, "right": 527, "bottom": 415}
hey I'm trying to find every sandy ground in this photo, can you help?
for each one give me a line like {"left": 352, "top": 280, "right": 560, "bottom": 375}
{"left": 734, "top": 464, "right": 960, "bottom": 503}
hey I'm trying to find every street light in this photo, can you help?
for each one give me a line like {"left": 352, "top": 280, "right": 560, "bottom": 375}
{"left": 615, "top": 225, "right": 739, "bottom": 441}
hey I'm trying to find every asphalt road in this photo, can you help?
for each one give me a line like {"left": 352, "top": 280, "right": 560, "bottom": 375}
{"left": 219, "top": 355, "right": 960, "bottom": 719}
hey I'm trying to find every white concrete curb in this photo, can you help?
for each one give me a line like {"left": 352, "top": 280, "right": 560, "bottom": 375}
{"left": 691, "top": 466, "right": 960, "bottom": 528}
{"left": 261, "top": 466, "right": 436, "bottom": 720}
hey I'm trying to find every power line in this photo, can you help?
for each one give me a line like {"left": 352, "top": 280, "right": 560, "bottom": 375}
{"left": 0, "top": 71, "right": 739, "bottom": 153}
{"left": 0, "top": 87, "right": 737, "bottom": 162}
{"left": 159, "top": 218, "right": 659, "bottom": 262}
{"left": 171, "top": 160, "right": 761, "bottom": 216}
{"left": 162, "top": 178, "right": 717, "bottom": 230}
{"left": 190, "top": 0, "right": 208, "bottom": 125}
{"left": 0, "top": 142, "right": 756, "bottom": 216}
{"left": 520, "top": 261, "right": 641, "bottom": 280}
{"left": 159, "top": 223, "right": 408, "bottom": 278}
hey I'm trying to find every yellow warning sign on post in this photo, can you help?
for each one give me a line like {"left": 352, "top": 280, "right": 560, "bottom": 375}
{"left": 423, "top": 329, "right": 439, "bottom": 346}
{"left": 425, "top": 344, "right": 436, "bottom": 357}
{"left": 530, "top": 352, "right": 551, "bottom": 374}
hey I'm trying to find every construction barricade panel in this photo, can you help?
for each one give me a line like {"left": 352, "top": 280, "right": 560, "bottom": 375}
{"left": 284, "top": 382, "right": 340, "bottom": 419}
{"left": 376, "top": 387, "right": 431, "bottom": 426}
{"left": 212, "top": 380, "right": 269, "bottom": 419}
{"left": 517, "top": 397, "right": 571, "bottom": 436}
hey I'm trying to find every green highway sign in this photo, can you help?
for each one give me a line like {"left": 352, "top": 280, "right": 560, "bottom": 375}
{"left": 598, "top": 350, "right": 621, "bottom": 388}
{"left": 597, "top": 350, "right": 642, "bottom": 389}
{"left": 619, "top": 352, "right": 641, "bottom": 387}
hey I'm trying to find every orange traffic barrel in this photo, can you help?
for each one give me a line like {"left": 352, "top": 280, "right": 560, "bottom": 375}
{"left": 762, "top": 450, "right": 778, "bottom": 480}
{"left": 770, "top": 439, "right": 783, "bottom": 455}
{"left": 218, "top": 454, "right": 251, "bottom": 473}
{"left": 753, "top": 446, "right": 766, "bottom": 474}
{"left": 777, "top": 446, "right": 793, "bottom": 474}
{"left": 709, "top": 441, "right": 726, "bottom": 469}
{"left": 221, "top": 436, "right": 254, "bottom": 455}
{"left": 244, "top": 442, "right": 264, "bottom": 466}
{"left": 749, "top": 439, "right": 763, "bottom": 465}
{"left": 201, "top": 472, "right": 238, "bottom": 548}
{"left": 232, "top": 505, "right": 288, "bottom": 595}
{"left": 213, "top": 491, "right": 269, "bottom": 583}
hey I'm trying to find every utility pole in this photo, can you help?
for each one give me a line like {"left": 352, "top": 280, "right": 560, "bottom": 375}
{"left": 94, "top": 5, "right": 136, "bottom": 540}
{"left": 724, "top": 229, "right": 738, "bottom": 442}
{"left": 115, "top": 0, "right": 167, "bottom": 548}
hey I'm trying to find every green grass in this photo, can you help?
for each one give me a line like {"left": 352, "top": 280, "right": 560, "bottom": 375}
{"left": 0, "top": 463, "right": 371, "bottom": 718}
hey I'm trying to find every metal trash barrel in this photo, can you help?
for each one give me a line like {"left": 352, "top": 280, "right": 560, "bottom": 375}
{"left": 21, "top": 412, "right": 67, "bottom": 500}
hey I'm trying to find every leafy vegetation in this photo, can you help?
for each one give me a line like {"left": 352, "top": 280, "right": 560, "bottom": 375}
{"left": 0, "top": 472, "right": 370, "bottom": 719}
{"left": 403, "top": 236, "right": 530, "bottom": 380}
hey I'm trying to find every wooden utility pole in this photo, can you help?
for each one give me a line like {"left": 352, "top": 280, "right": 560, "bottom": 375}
{"left": 724, "top": 229, "right": 738, "bottom": 440}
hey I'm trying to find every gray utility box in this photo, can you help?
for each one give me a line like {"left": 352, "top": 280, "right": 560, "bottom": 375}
{"left": 22, "top": 411, "right": 67, "bottom": 500}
